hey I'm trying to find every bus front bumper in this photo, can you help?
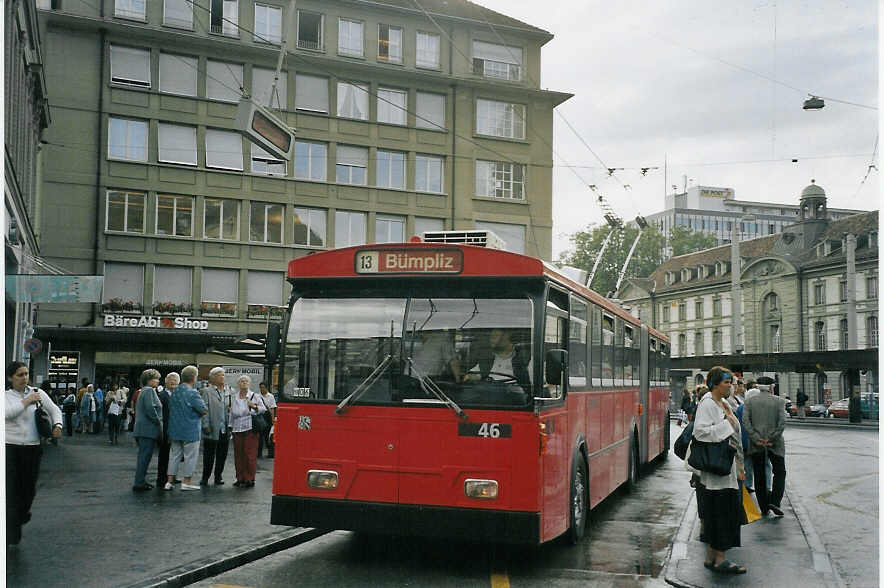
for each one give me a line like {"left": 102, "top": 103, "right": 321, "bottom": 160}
{"left": 271, "top": 496, "right": 540, "bottom": 545}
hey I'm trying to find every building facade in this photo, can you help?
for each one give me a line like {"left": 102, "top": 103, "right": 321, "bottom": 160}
{"left": 5, "top": 0, "right": 51, "bottom": 362}
{"left": 640, "top": 184, "right": 866, "bottom": 258}
{"left": 618, "top": 182, "right": 878, "bottom": 406}
{"left": 31, "top": 0, "right": 570, "bottom": 387}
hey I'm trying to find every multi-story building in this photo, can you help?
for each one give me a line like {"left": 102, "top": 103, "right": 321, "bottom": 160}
{"left": 639, "top": 184, "right": 866, "bottom": 258}
{"left": 618, "top": 182, "right": 878, "bottom": 405}
{"left": 5, "top": 0, "right": 51, "bottom": 362}
{"left": 31, "top": 0, "right": 571, "bottom": 387}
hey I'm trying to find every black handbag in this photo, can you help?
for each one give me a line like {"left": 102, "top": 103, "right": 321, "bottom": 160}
{"left": 688, "top": 437, "right": 736, "bottom": 476}
{"left": 674, "top": 421, "right": 694, "bottom": 460}
{"left": 250, "top": 393, "right": 268, "bottom": 433}
{"left": 34, "top": 396, "right": 55, "bottom": 439}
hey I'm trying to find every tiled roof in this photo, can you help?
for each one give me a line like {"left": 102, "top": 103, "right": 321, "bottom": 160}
{"left": 362, "top": 0, "right": 552, "bottom": 37}
{"left": 821, "top": 210, "right": 878, "bottom": 241}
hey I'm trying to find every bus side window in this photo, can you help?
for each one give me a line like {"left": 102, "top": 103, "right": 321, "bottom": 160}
{"left": 614, "top": 318, "right": 625, "bottom": 386}
{"left": 569, "top": 296, "right": 588, "bottom": 388}
{"left": 601, "top": 314, "right": 614, "bottom": 387}
{"left": 649, "top": 338, "right": 657, "bottom": 386}
{"left": 591, "top": 306, "right": 602, "bottom": 387}
{"left": 543, "top": 312, "right": 566, "bottom": 399}
{"left": 660, "top": 343, "right": 669, "bottom": 383}
{"left": 624, "top": 325, "right": 634, "bottom": 384}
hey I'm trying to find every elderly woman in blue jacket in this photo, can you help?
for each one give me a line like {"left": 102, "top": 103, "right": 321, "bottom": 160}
{"left": 165, "top": 365, "right": 207, "bottom": 491}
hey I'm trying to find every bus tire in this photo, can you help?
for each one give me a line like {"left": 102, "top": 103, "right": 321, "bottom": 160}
{"left": 626, "top": 432, "right": 639, "bottom": 491}
{"left": 567, "top": 456, "right": 588, "bottom": 544}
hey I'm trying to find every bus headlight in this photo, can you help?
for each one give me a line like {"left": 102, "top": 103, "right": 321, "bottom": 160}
{"left": 307, "top": 470, "right": 339, "bottom": 489}
{"left": 464, "top": 479, "right": 498, "bottom": 499}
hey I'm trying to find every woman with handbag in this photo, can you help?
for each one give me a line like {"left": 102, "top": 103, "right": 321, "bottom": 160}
{"left": 230, "top": 375, "right": 266, "bottom": 488}
{"left": 5, "top": 361, "right": 63, "bottom": 547}
{"left": 691, "top": 366, "right": 746, "bottom": 575}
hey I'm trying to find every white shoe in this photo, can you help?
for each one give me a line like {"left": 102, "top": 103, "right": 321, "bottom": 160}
{"left": 180, "top": 483, "right": 201, "bottom": 491}
{"left": 164, "top": 482, "right": 173, "bottom": 491}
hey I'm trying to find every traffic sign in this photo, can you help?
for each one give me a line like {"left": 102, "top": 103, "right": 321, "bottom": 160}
{"left": 24, "top": 338, "right": 42, "bottom": 354}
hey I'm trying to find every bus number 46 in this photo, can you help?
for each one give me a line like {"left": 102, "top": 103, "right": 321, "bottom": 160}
{"left": 478, "top": 423, "right": 501, "bottom": 438}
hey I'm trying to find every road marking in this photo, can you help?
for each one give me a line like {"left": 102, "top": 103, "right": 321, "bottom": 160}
{"left": 490, "top": 571, "right": 510, "bottom": 588}
{"left": 212, "top": 584, "right": 254, "bottom": 588}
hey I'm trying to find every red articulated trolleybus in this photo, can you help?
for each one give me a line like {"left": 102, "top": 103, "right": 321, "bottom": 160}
{"left": 270, "top": 235, "right": 670, "bottom": 545}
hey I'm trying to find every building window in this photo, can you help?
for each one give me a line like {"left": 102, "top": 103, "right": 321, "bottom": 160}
{"left": 814, "top": 282, "right": 826, "bottom": 305}
{"left": 152, "top": 266, "right": 192, "bottom": 315}
{"left": 695, "top": 299, "right": 703, "bottom": 319}
{"left": 678, "top": 302, "right": 686, "bottom": 321}
{"left": 474, "top": 221, "right": 525, "bottom": 254}
{"left": 840, "top": 279, "right": 848, "bottom": 302}
{"left": 335, "top": 145, "right": 368, "bottom": 185}
{"left": 840, "top": 318, "right": 849, "bottom": 349}
{"left": 712, "top": 297, "right": 721, "bottom": 317}
{"left": 694, "top": 331, "right": 704, "bottom": 356}
{"left": 210, "top": 0, "right": 239, "bottom": 36}
{"left": 415, "top": 155, "right": 443, "bottom": 193}
{"left": 476, "top": 99, "right": 525, "bottom": 139}
{"left": 416, "top": 31, "right": 440, "bottom": 68}
{"left": 107, "top": 118, "right": 147, "bottom": 162}
{"left": 294, "top": 141, "right": 327, "bottom": 181}
{"left": 159, "top": 53, "right": 197, "bottom": 96}
{"left": 207, "top": 61, "right": 243, "bottom": 102}
{"left": 109, "top": 45, "right": 150, "bottom": 87}
{"left": 247, "top": 270, "right": 284, "bottom": 319}
{"left": 867, "top": 315, "right": 878, "bottom": 347}
{"left": 252, "top": 67, "right": 286, "bottom": 109}
{"left": 251, "top": 143, "right": 286, "bottom": 176}
{"left": 114, "top": 0, "right": 145, "bottom": 20}
{"left": 249, "top": 202, "right": 283, "bottom": 244}
{"left": 156, "top": 195, "right": 193, "bottom": 237}
{"left": 157, "top": 123, "right": 197, "bottom": 166}
{"left": 295, "top": 74, "right": 328, "bottom": 113}
{"left": 765, "top": 292, "right": 778, "bottom": 312}
{"left": 472, "top": 40, "right": 521, "bottom": 81}
{"left": 106, "top": 190, "right": 145, "bottom": 233}
{"left": 662, "top": 305, "right": 670, "bottom": 323}
{"left": 163, "top": 0, "right": 192, "bottom": 28}
{"left": 204, "top": 198, "right": 239, "bottom": 240}
{"left": 378, "top": 24, "right": 402, "bottom": 63}
{"left": 475, "top": 160, "right": 525, "bottom": 200}
{"left": 769, "top": 324, "right": 781, "bottom": 352}
{"left": 338, "top": 18, "right": 363, "bottom": 57}
{"left": 678, "top": 333, "right": 686, "bottom": 357}
{"left": 712, "top": 330, "right": 722, "bottom": 353}
{"left": 335, "top": 210, "right": 366, "bottom": 247}
{"left": 415, "top": 92, "right": 444, "bottom": 130}
{"left": 205, "top": 129, "right": 243, "bottom": 170}
{"left": 867, "top": 274, "right": 877, "bottom": 299}
{"left": 296, "top": 10, "right": 323, "bottom": 50}
{"left": 415, "top": 217, "right": 444, "bottom": 236}
{"left": 815, "top": 321, "right": 826, "bottom": 351}
{"left": 102, "top": 262, "right": 144, "bottom": 314}
{"left": 336, "top": 82, "right": 369, "bottom": 120}
{"left": 293, "top": 207, "right": 326, "bottom": 247}
{"left": 254, "top": 3, "right": 282, "bottom": 44}
{"left": 377, "top": 88, "right": 407, "bottom": 125}
{"left": 376, "top": 150, "right": 405, "bottom": 189}
{"left": 375, "top": 214, "right": 405, "bottom": 243}
{"left": 201, "top": 268, "right": 238, "bottom": 316}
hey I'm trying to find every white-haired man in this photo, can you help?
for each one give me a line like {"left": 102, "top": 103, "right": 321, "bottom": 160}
{"left": 199, "top": 367, "right": 232, "bottom": 486}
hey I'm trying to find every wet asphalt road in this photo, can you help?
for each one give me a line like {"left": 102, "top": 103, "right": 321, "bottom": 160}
{"left": 783, "top": 426, "right": 879, "bottom": 588}
{"left": 191, "top": 424, "right": 686, "bottom": 588}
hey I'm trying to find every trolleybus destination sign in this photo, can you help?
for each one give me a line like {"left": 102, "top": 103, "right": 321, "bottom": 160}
{"left": 354, "top": 249, "right": 463, "bottom": 274}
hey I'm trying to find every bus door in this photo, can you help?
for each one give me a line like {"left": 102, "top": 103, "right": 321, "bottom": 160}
{"left": 540, "top": 293, "right": 569, "bottom": 540}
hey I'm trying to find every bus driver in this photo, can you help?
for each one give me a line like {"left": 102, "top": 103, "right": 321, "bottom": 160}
{"left": 465, "top": 328, "right": 532, "bottom": 393}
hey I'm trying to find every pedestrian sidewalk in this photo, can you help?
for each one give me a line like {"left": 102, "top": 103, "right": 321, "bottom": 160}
{"left": 665, "top": 484, "right": 844, "bottom": 588}
{"left": 6, "top": 431, "right": 316, "bottom": 588}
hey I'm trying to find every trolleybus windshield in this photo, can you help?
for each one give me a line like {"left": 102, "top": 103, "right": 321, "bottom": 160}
{"left": 281, "top": 296, "right": 534, "bottom": 409}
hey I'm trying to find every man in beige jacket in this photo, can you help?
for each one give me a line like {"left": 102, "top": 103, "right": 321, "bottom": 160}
{"left": 743, "top": 384, "right": 786, "bottom": 517}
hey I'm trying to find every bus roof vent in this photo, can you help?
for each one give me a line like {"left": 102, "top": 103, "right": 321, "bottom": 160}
{"left": 422, "top": 230, "right": 507, "bottom": 250}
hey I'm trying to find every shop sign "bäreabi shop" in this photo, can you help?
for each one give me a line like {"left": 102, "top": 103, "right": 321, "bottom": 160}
{"left": 103, "top": 314, "right": 209, "bottom": 330}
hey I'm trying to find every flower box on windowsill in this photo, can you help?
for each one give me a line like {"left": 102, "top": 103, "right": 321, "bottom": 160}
{"left": 247, "top": 305, "right": 285, "bottom": 320}
{"left": 102, "top": 298, "right": 143, "bottom": 314}
{"left": 152, "top": 302, "right": 193, "bottom": 316}
{"left": 201, "top": 302, "right": 236, "bottom": 317}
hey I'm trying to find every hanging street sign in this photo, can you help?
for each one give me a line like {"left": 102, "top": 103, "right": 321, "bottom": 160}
{"left": 6, "top": 275, "right": 103, "bottom": 303}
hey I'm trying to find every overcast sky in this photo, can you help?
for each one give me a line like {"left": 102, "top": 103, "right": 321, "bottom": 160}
{"left": 477, "top": 0, "right": 879, "bottom": 257}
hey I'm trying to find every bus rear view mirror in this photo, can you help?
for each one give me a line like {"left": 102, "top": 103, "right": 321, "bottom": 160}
{"left": 544, "top": 349, "right": 567, "bottom": 386}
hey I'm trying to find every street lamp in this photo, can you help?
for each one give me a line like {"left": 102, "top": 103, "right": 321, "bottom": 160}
{"left": 803, "top": 95, "right": 825, "bottom": 110}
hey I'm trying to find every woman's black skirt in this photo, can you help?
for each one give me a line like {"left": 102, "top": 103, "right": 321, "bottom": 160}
{"left": 696, "top": 486, "right": 741, "bottom": 551}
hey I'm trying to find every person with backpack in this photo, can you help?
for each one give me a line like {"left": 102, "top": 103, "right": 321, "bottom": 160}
{"left": 796, "top": 388, "right": 808, "bottom": 419}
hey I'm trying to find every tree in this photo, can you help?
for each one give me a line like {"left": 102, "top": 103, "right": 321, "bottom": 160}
{"left": 559, "top": 224, "right": 666, "bottom": 296}
{"left": 668, "top": 226, "right": 720, "bottom": 257}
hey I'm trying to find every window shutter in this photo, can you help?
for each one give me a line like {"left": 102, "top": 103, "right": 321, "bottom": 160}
{"left": 252, "top": 67, "right": 286, "bottom": 108}
{"left": 336, "top": 145, "right": 368, "bottom": 167}
{"left": 247, "top": 271, "right": 282, "bottom": 305}
{"left": 415, "top": 92, "right": 444, "bottom": 129}
{"left": 103, "top": 263, "right": 144, "bottom": 303}
{"left": 158, "top": 124, "right": 197, "bottom": 165}
{"left": 159, "top": 53, "right": 197, "bottom": 96}
{"left": 205, "top": 129, "right": 243, "bottom": 170}
{"left": 206, "top": 61, "right": 243, "bottom": 102}
{"left": 295, "top": 74, "right": 328, "bottom": 112}
{"left": 110, "top": 45, "right": 150, "bottom": 86}
{"left": 472, "top": 40, "right": 522, "bottom": 65}
{"left": 154, "top": 266, "right": 192, "bottom": 304}
{"left": 201, "top": 268, "right": 238, "bottom": 303}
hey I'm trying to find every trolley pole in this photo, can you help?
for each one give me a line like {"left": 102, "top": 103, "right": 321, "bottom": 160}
{"left": 586, "top": 215, "right": 622, "bottom": 290}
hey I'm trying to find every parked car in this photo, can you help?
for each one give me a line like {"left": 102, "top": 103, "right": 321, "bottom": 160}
{"left": 786, "top": 400, "right": 827, "bottom": 417}
{"left": 827, "top": 395, "right": 879, "bottom": 419}
{"left": 827, "top": 398, "right": 850, "bottom": 418}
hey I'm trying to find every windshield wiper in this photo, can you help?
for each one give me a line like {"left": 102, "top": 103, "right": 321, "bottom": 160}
{"left": 335, "top": 354, "right": 392, "bottom": 415}
{"left": 406, "top": 358, "right": 468, "bottom": 420}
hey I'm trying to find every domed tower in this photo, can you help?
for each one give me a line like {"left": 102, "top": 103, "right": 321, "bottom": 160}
{"left": 799, "top": 180, "right": 827, "bottom": 221}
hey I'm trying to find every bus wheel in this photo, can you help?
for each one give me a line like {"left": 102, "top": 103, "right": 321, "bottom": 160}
{"left": 626, "top": 433, "right": 639, "bottom": 491}
{"left": 568, "top": 458, "right": 588, "bottom": 544}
